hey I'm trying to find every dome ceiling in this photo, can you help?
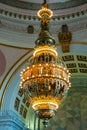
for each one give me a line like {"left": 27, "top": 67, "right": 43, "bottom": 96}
{"left": 0, "top": 0, "right": 87, "bottom": 10}
{"left": 19, "top": 0, "right": 69, "bottom": 3}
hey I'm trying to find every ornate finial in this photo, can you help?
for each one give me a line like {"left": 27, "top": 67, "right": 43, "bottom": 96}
{"left": 37, "top": 0, "right": 53, "bottom": 20}
{"left": 35, "top": 1, "right": 55, "bottom": 46}
{"left": 42, "top": 0, "right": 48, "bottom": 8}
{"left": 43, "top": 119, "right": 49, "bottom": 128}
{"left": 37, "top": 0, "right": 53, "bottom": 30}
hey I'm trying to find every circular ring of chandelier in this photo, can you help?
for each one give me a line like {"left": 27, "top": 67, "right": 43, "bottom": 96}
{"left": 20, "top": 45, "right": 71, "bottom": 119}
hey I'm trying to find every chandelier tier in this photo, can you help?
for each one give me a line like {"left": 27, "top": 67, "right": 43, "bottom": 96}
{"left": 20, "top": 0, "right": 71, "bottom": 127}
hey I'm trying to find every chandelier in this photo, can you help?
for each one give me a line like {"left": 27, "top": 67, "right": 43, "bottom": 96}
{"left": 20, "top": 0, "right": 71, "bottom": 127}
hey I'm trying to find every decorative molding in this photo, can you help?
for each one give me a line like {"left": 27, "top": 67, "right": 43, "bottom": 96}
{"left": 0, "top": 12, "right": 87, "bottom": 35}
{"left": 0, "top": 50, "right": 6, "bottom": 77}
{"left": 0, "top": 0, "right": 87, "bottom": 10}
{"left": 0, "top": 50, "right": 33, "bottom": 109}
{"left": 0, "top": 3, "right": 87, "bottom": 20}
{"left": 0, "top": 43, "right": 32, "bottom": 50}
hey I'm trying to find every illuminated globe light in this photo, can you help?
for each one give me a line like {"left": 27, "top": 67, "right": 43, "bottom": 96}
{"left": 20, "top": 0, "right": 71, "bottom": 127}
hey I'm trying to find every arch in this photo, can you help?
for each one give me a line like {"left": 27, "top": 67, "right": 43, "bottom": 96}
{"left": 1, "top": 50, "right": 33, "bottom": 110}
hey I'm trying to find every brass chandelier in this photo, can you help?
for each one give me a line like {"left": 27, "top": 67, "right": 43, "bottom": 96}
{"left": 20, "top": 0, "right": 71, "bottom": 127}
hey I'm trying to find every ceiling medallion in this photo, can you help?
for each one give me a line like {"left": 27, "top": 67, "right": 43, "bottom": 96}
{"left": 20, "top": 0, "right": 71, "bottom": 127}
